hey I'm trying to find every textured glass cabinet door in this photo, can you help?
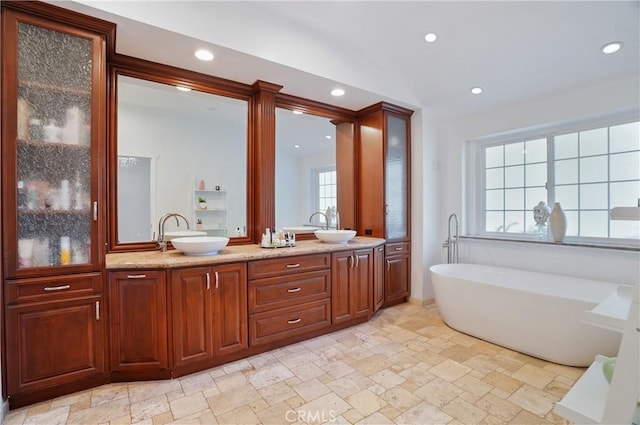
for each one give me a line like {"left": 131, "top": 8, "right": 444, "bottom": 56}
{"left": 385, "top": 113, "right": 409, "bottom": 240}
{"left": 3, "top": 10, "right": 104, "bottom": 277}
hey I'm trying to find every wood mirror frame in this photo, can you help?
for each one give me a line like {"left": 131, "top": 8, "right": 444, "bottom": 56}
{"left": 107, "top": 54, "right": 255, "bottom": 251}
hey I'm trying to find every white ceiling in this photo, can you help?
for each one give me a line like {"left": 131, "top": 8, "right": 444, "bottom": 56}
{"left": 51, "top": 0, "right": 639, "bottom": 120}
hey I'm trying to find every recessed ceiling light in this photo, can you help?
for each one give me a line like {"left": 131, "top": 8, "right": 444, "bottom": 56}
{"left": 325, "top": 135, "right": 332, "bottom": 140}
{"left": 176, "top": 86, "right": 191, "bottom": 92}
{"left": 195, "top": 49, "right": 214, "bottom": 61}
{"left": 424, "top": 33, "right": 437, "bottom": 43}
{"left": 292, "top": 110, "right": 304, "bottom": 115}
{"left": 331, "top": 88, "right": 345, "bottom": 97}
{"left": 293, "top": 144, "right": 300, "bottom": 149}
{"left": 471, "top": 87, "right": 483, "bottom": 95}
{"left": 601, "top": 41, "right": 623, "bottom": 54}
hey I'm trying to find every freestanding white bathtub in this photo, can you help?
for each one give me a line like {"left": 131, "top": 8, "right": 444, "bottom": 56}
{"left": 429, "top": 263, "right": 623, "bottom": 367}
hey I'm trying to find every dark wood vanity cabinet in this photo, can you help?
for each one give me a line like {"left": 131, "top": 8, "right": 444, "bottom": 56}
{"left": 357, "top": 103, "right": 413, "bottom": 306}
{"left": 171, "top": 263, "right": 247, "bottom": 371}
{"left": 108, "top": 271, "right": 169, "bottom": 378}
{"left": 4, "top": 274, "right": 106, "bottom": 405}
{"left": 1, "top": 2, "right": 114, "bottom": 408}
{"left": 331, "top": 249, "right": 373, "bottom": 324}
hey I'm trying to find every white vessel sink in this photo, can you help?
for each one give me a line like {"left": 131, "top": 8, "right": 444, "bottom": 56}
{"left": 314, "top": 229, "right": 357, "bottom": 244}
{"left": 171, "top": 236, "right": 229, "bottom": 256}
{"left": 164, "top": 230, "right": 206, "bottom": 241}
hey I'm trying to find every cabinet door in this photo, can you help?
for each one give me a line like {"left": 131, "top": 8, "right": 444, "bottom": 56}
{"left": 212, "top": 263, "right": 247, "bottom": 356}
{"left": 2, "top": 9, "right": 107, "bottom": 278}
{"left": 385, "top": 254, "right": 410, "bottom": 302}
{"left": 373, "top": 246, "right": 385, "bottom": 312}
{"left": 5, "top": 295, "right": 104, "bottom": 394}
{"left": 171, "top": 267, "right": 213, "bottom": 367}
{"left": 384, "top": 113, "right": 410, "bottom": 241}
{"left": 109, "top": 271, "right": 168, "bottom": 372}
{"left": 331, "top": 251, "right": 353, "bottom": 324}
{"left": 353, "top": 249, "right": 373, "bottom": 319}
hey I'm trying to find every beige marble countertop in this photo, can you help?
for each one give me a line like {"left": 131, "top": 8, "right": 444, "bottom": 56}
{"left": 106, "top": 236, "right": 386, "bottom": 269}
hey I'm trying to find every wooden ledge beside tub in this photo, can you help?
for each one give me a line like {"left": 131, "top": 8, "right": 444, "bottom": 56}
{"left": 104, "top": 236, "right": 387, "bottom": 391}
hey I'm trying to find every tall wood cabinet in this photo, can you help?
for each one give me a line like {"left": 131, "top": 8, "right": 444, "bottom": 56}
{"left": 1, "top": 2, "right": 114, "bottom": 407}
{"left": 357, "top": 103, "right": 412, "bottom": 307}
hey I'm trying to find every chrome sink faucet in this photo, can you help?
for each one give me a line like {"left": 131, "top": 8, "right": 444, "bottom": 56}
{"left": 308, "top": 211, "right": 329, "bottom": 230}
{"left": 157, "top": 212, "right": 190, "bottom": 252}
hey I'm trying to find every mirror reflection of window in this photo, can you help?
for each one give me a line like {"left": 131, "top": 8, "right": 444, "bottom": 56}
{"left": 275, "top": 108, "right": 336, "bottom": 230}
{"left": 313, "top": 167, "right": 337, "bottom": 226}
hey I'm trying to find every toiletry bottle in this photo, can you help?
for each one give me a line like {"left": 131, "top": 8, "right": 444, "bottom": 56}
{"left": 59, "top": 236, "right": 71, "bottom": 265}
{"left": 73, "top": 171, "right": 83, "bottom": 210}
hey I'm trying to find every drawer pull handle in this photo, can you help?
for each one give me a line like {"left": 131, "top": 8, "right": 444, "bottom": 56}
{"left": 394, "top": 247, "right": 403, "bottom": 251}
{"left": 206, "top": 272, "right": 210, "bottom": 290}
{"left": 127, "top": 274, "right": 147, "bottom": 279}
{"left": 287, "top": 287, "right": 301, "bottom": 293}
{"left": 355, "top": 254, "right": 360, "bottom": 268}
{"left": 288, "top": 318, "right": 301, "bottom": 324}
{"left": 386, "top": 259, "right": 391, "bottom": 271}
{"left": 286, "top": 263, "right": 300, "bottom": 269}
{"left": 96, "top": 301, "right": 100, "bottom": 321}
{"left": 44, "top": 285, "right": 71, "bottom": 291}
{"left": 215, "top": 271, "right": 219, "bottom": 289}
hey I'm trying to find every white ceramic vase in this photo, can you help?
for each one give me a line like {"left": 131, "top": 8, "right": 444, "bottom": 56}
{"left": 549, "top": 202, "right": 567, "bottom": 242}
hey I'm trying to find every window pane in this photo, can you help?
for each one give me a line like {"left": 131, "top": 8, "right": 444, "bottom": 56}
{"left": 526, "top": 187, "right": 547, "bottom": 211}
{"left": 555, "top": 185, "right": 579, "bottom": 209}
{"left": 580, "top": 155, "right": 608, "bottom": 183}
{"left": 526, "top": 163, "right": 547, "bottom": 187}
{"left": 485, "top": 211, "right": 503, "bottom": 232}
{"left": 505, "top": 142, "right": 524, "bottom": 166}
{"left": 555, "top": 159, "right": 578, "bottom": 184}
{"left": 486, "top": 168, "right": 503, "bottom": 189}
{"left": 580, "top": 183, "right": 608, "bottom": 210}
{"left": 610, "top": 151, "right": 640, "bottom": 181}
{"left": 555, "top": 133, "right": 578, "bottom": 159}
{"left": 486, "top": 145, "right": 504, "bottom": 168}
{"left": 610, "top": 122, "right": 640, "bottom": 153}
{"left": 504, "top": 211, "right": 524, "bottom": 233}
{"left": 525, "top": 138, "right": 547, "bottom": 163}
{"left": 580, "top": 128, "right": 608, "bottom": 156}
{"left": 564, "top": 210, "right": 579, "bottom": 236}
{"left": 611, "top": 221, "right": 640, "bottom": 239}
{"left": 486, "top": 189, "right": 504, "bottom": 210}
{"left": 505, "top": 188, "right": 524, "bottom": 210}
{"left": 580, "top": 211, "right": 608, "bottom": 238}
{"left": 610, "top": 181, "right": 640, "bottom": 207}
{"left": 505, "top": 166, "right": 524, "bottom": 188}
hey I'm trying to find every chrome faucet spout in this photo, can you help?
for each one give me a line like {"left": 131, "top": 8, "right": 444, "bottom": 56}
{"left": 157, "top": 212, "right": 190, "bottom": 252}
{"left": 308, "top": 211, "right": 329, "bottom": 230}
{"left": 444, "top": 213, "right": 459, "bottom": 264}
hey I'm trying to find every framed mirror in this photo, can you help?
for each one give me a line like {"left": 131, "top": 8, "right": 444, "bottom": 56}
{"left": 110, "top": 71, "right": 251, "bottom": 250}
{"left": 275, "top": 104, "right": 356, "bottom": 235}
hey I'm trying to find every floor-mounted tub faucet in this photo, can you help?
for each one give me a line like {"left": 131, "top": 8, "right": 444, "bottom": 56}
{"left": 442, "top": 213, "right": 459, "bottom": 264}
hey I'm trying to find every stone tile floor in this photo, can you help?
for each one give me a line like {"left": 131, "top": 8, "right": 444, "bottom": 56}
{"left": 3, "top": 303, "right": 584, "bottom": 424}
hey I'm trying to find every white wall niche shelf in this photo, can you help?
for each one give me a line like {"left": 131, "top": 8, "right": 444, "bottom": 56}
{"left": 193, "top": 185, "right": 226, "bottom": 237}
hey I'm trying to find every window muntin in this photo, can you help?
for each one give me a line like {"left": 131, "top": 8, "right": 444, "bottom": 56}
{"left": 477, "top": 119, "right": 640, "bottom": 244}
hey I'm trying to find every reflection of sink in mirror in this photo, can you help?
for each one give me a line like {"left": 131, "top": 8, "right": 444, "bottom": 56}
{"left": 171, "top": 236, "right": 229, "bottom": 256}
{"left": 283, "top": 226, "right": 322, "bottom": 234}
{"left": 164, "top": 230, "right": 206, "bottom": 241}
{"left": 314, "top": 230, "right": 356, "bottom": 244}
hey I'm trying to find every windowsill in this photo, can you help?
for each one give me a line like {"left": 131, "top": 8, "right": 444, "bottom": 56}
{"left": 460, "top": 235, "right": 640, "bottom": 252}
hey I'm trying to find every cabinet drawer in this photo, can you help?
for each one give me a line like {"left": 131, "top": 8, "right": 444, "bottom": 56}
{"left": 249, "top": 270, "right": 330, "bottom": 313}
{"left": 248, "top": 254, "right": 330, "bottom": 279}
{"left": 386, "top": 242, "right": 411, "bottom": 256}
{"left": 249, "top": 299, "right": 330, "bottom": 346}
{"left": 6, "top": 273, "right": 102, "bottom": 304}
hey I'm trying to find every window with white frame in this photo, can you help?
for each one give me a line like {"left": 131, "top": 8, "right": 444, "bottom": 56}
{"left": 312, "top": 167, "right": 337, "bottom": 225}
{"left": 474, "top": 117, "right": 640, "bottom": 244}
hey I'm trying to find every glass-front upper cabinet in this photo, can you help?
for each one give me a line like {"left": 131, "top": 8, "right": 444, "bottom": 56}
{"left": 1, "top": 7, "right": 109, "bottom": 277}
{"left": 385, "top": 113, "right": 410, "bottom": 240}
